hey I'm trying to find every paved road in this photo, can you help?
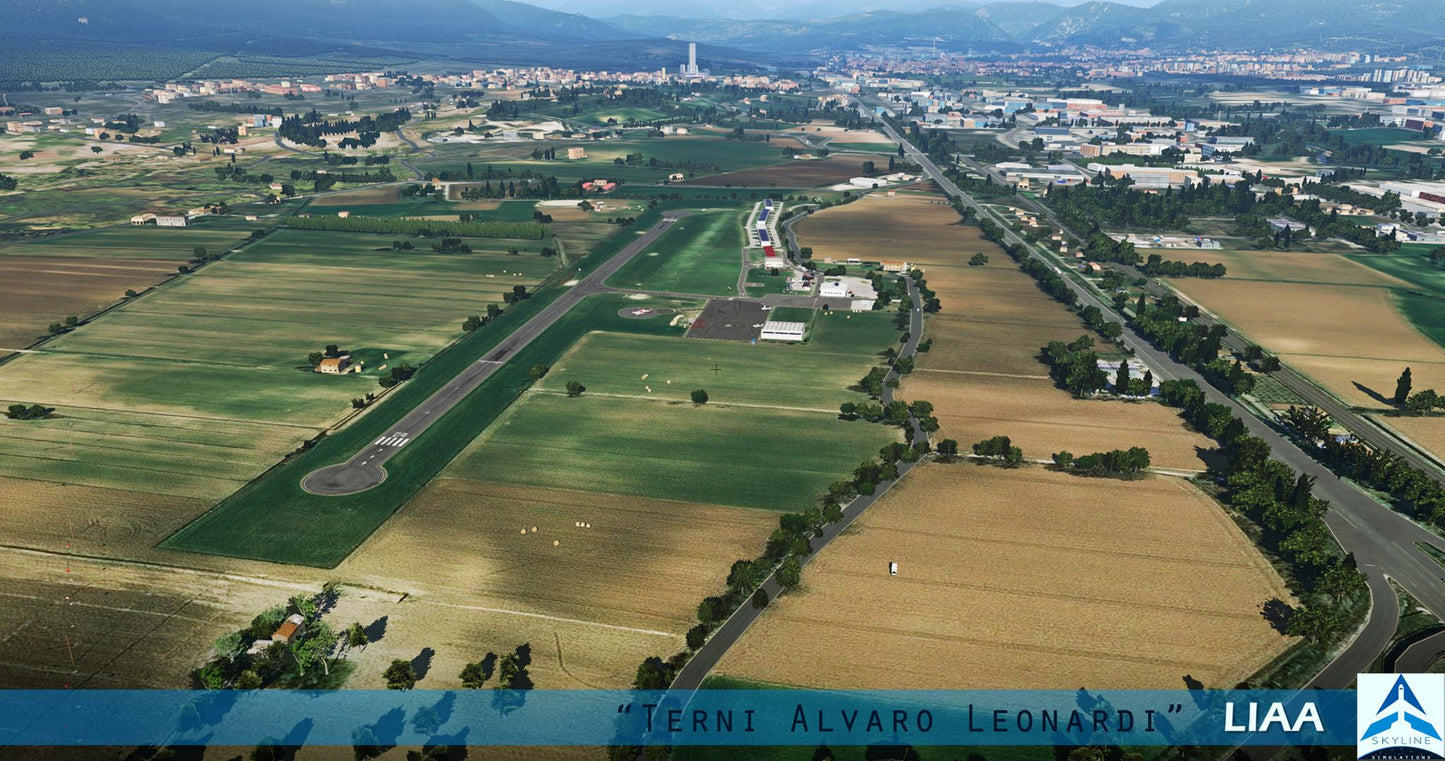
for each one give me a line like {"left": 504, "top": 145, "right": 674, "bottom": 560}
{"left": 963, "top": 153, "right": 1445, "bottom": 483}
{"left": 300, "top": 211, "right": 690, "bottom": 496}
{"left": 871, "top": 107, "right": 1445, "bottom": 688}
{"left": 667, "top": 278, "right": 927, "bottom": 695}
{"left": 1395, "top": 627, "right": 1445, "bottom": 672}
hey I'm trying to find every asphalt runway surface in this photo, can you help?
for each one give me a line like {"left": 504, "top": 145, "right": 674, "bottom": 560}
{"left": 686, "top": 299, "right": 769, "bottom": 342}
{"left": 301, "top": 211, "right": 690, "bottom": 496}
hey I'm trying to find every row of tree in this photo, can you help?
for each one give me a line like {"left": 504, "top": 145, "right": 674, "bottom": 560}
{"left": 1051, "top": 448, "right": 1152, "bottom": 478}
{"left": 1155, "top": 378, "right": 1367, "bottom": 644}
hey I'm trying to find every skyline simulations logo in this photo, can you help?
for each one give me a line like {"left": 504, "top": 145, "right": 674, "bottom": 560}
{"left": 1360, "top": 674, "right": 1445, "bottom": 760}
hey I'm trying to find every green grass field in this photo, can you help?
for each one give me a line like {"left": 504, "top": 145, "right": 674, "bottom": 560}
{"left": 829, "top": 141, "right": 898, "bottom": 153}
{"left": 0, "top": 227, "right": 567, "bottom": 501}
{"left": 307, "top": 196, "right": 545, "bottom": 221}
{"left": 744, "top": 269, "right": 792, "bottom": 296}
{"left": 538, "top": 327, "right": 888, "bottom": 411}
{"left": 446, "top": 392, "right": 897, "bottom": 511}
{"left": 431, "top": 136, "right": 796, "bottom": 185}
{"left": 807, "top": 309, "right": 904, "bottom": 354}
{"left": 159, "top": 288, "right": 696, "bottom": 566}
{"left": 607, "top": 209, "right": 747, "bottom": 295}
{"left": 1350, "top": 246, "right": 1445, "bottom": 348}
{"left": 1331, "top": 127, "right": 1429, "bottom": 146}
{"left": 1, "top": 224, "right": 257, "bottom": 260}
{"left": 157, "top": 201, "right": 898, "bottom": 565}
{"left": 0, "top": 404, "right": 310, "bottom": 499}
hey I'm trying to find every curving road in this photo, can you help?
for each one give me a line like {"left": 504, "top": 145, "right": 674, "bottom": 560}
{"left": 869, "top": 105, "right": 1445, "bottom": 690}
{"left": 301, "top": 211, "right": 691, "bottom": 496}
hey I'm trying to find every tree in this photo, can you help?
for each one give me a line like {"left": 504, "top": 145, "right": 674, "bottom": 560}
{"left": 411, "top": 705, "right": 442, "bottom": 736}
{"left": 973, "top": 435, "right": 1023, "bottom": 465}
{"left": 776, "top": 557, "right": 802, "bottom": 591}
{"left": 351, "top": 727, "right": 383, "bottom": 760}
{"left": 632, "top": 656, "right": 672, "bottom": 690}
{"left": 6, "top": 404, "right": 54, "bottom": 421}
{"left": 528, "top": 363, "right": 549, "bottom": 381}
{"left": 685, "top": 624, "right": 709, "bottom": 650}
{"left": 936, "top": 439, "right": 959, "bottom": 460}
{"left": 1282, "top": 406, "right": 1331, "bottom": 443}
{"left": 292, "top": 622, "right": 338, "bottom": 676}
{"left": 1406, "top": 389, "right": 1441, "bottom": 415}
{"left": 91, "top": 146, "right": 103, "bottom": 154}
{"left": 968, "top": 252, "right": 988, "bottom": 266}
{"left": 565, "top": 380, "right": 585, "bottom": 397}
{"left": 460, "top": 653, "right": 497, "bottom": 688}
{"left": 1395, "top": 367, "right": 1414, "bottom": 406}
{"left": 383, "top": 659, "right": 417, "bottom": 690}
{"left": 1114, "top": 361, "right": 1131, "bottom": 395}
{"left": 690, "top": 389, "right": 709, "bottom": 405}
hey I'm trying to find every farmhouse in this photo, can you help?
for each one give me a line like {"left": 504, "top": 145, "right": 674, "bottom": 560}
{"left": 760, "top": 321, "right": 806, "bottom": 341}
{"left": 316, "top": 356, "right": 353, "bottom": 374}
{"left": 272, "top": 613, "right": 306, "bottom": 644}
{"left": 567, "top": 146, "right": 587, "bottom": 159}
{"left": 154, "top": 215, "right": 189, "bottom": 227}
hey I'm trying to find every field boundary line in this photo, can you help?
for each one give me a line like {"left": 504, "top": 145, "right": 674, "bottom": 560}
{"left": 415, "top": 600, "right": 674, "bottom": 637}
{"left": 0, "top": 400, "right": 321, "bottom": 430}
{"left": 0, "top": 544, "right": 320, "bottom": 593}
{"left": 915, "top": 368, "right": 1051, "bottom": 380}
{"left": 530, "top": 390, "right": 840, "bottom": 415}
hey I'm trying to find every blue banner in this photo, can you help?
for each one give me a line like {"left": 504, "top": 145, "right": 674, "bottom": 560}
{"left": 0, "top": 689, "right": 1361, "bottom": 747}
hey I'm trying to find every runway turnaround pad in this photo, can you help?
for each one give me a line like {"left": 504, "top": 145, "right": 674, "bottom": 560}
{"left": 687, "top": 299, "right": 767, "bottom": 342}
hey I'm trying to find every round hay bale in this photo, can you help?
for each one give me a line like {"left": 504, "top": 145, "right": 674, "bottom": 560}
{"left": 531, "top": 526, "right": 538, "bottom": 533}
{"left": 553, "top": 540, "right": 560, "bottom": 547}
{"left": 519, "top": 528, "right": 527, "bottom": 535}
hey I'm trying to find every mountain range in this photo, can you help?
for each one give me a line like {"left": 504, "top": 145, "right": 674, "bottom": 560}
{"left": 5, "top": 0, "right": 1445, "bottom": 68}
{"left": 607, "top": 0, "right": 1445, "bottom": 53}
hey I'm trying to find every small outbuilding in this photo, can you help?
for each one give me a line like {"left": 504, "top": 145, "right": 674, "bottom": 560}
{"left": 272, "top": 613, "right": 306, "bottom": 644}
{"left": 317, "top": 356, "right": 353, "bottom": 374}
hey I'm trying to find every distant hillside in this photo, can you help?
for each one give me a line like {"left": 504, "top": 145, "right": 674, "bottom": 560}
{"left": 476, "top": 0, "right": 628, "bottom": 42}
{"left": 1021, "top": 0, "right": 1445, "bottom": 49}
{"left": 6, "top": 0, "right": 1444, "bottom": 79}
{"left": 972, "top": 2, "right": 1070, "bottom": 38}
{"left": 609, "top": 8, "right": 1016, "bottom": 52}
{"left": 614, "top": 0, "right": 1445, "bottom": 53}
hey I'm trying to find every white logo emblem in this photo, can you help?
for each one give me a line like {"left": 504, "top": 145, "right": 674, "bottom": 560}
{"left": 1358, "top": 673, "right": 1445, "bottom": 759}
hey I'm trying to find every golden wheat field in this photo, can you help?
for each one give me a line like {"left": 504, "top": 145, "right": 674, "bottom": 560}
{"left": 715, "top": 463, "right": 1295, "bottom": 690}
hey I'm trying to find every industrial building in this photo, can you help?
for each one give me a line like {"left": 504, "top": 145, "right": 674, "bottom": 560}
{"left": 759, "top": 322, "right": 806, "bottom": 342}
